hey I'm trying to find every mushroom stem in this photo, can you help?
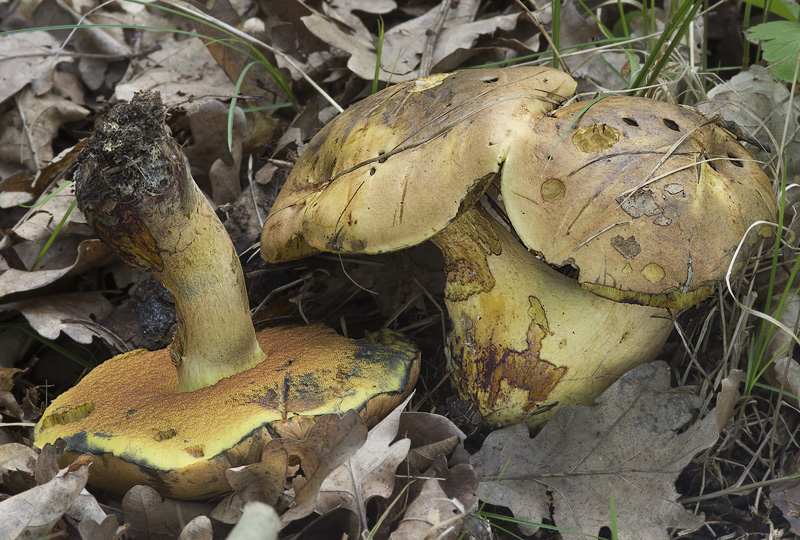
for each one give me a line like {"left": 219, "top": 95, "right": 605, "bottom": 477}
{"left": 75, "top": 92, "right": 265, "bottom": 392}
{"left": 430, "top": 207, "right": 675, "bottom": 428}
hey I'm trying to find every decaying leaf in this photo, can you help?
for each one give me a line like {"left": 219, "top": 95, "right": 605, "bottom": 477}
{"left": 113, "top": 35, "right": 235, "bottom": 104}
{"left": 390, "top": 476, "right": 462, "bottom": 540}
{"left": 471, "top": 362, "right": 718, "bottom": 539}
{"left": 0, "top": 30, "right": 66, "bottom": 103}
{"left": 0, "top": 292, "right": 113, "bottom": 344}
{"left": 177, "top": 515, "right": 212, "bottom": 540}
{"left": 78, "top": 514, "right": 127, "bottom": 540}
{"left": 0, "top": 454, "right": 92, "bottom": 539}
{"left": 701, "top": 65, "right": 800, "bottom": 175}
{"left": 304, "top": 2, "right": 526, "bottom": 82}
{"left": 398, "top": 410, "right": 469, "bottom": 471}
{"left": 0, "top": 87, "right": 89, "bottom": 171}
{"left": 716, "top": 369, "right": 743, "bottom": 430}
{"left": 770, "top": 452, "right": 800, "bottom": 534}
{"left": 121, "top": 485, "right": 214, "bottom": 540}
{"left": 181, "top": 100, "right": 248, "bottom": 205}
{"left": 391, "top": 456, "right": 478, "bottom": 540}
{"left": 302, "top": 394, "right": 412, "bottom": 529}
{"left": 0, "top": 239, "right": 112, "bottom": 300}
{"left": 215, "top": 410, "right": 367, "bottom": 524}
{"left": 0, "top": 442, "right": 38, "bottom": 475}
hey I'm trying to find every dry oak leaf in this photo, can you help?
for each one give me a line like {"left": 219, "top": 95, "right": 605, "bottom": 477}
{"left": 311, "top": 394, "right": 413, "bottom": 529}
{"left": 121, "top": 485, "right": 213, "bottom": 540}
{"left": 471, "top": 362, "right": 718, "bottom": 539}
{"left": 0, "top": 292, "right": 113, "bottom": 345}
{"left": 0, "top": 455, "right": 92, "bottom": 540}
{"left": 391, "top": 456, "right": 478, "bottom": 540}
{"left": 218, "top": 410, "right": 367, "bottom": 525}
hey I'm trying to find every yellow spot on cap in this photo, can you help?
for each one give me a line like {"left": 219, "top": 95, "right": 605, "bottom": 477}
{"left": 410, "top": 73, "right": 451, "bottom": 92}
{"left": 573, "top": 124, "right": 620, "bottom": 152}
{"left": 541, "top": 178, "right": 565, "bottom": 201}
{"left": 622, "top": 263, "right": 632, "bottom": 274}
{"left": 40, "top": 402, "right": 95, "bottom": 429}
{"left": 527, "top": 296, "right": 550, "bottom": 332}
{"left": 641, "top": 263, "right": 666, "bottom": 283}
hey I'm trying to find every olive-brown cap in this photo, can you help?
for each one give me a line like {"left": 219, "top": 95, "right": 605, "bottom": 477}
{"left": 34, "top": 326, "right": 419, "bottom": 499}
{"left": 261, "top": 67, "right": 577, "bottom": 262}
{"left": 501, "top": 96, "right": 776, "bottom": 309}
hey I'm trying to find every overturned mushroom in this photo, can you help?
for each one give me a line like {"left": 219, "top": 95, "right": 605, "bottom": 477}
{"left": 33, "top": 92, "right": 420, "bottom": 499}
{"left": 260, "top": 68, "right": 775, "bottom": 427}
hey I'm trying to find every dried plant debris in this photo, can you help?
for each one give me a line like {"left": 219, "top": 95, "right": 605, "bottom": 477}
{"left": 471, "top": 362, "right": 718, "bottom": 539}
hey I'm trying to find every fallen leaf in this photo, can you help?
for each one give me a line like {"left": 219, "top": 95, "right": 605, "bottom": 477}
{"left": 77, "top": 514, "right": 127, "bottom": 540}
{"left": 0, "top": 31, "right": 66, "bottom": 103}
{"left": 181, "top": 100, "right": 248, "bottom": 205}
{"left": 0, "top": 442, "right": 38, "bottom": 474}
{"left": 771, "top": 451, "right": 800, "bottom": 534}
{"left": 701, "top": 65, "right": 800, "bottom": 175}
{"left": 0, "top": 454, "right": 92, "bottom": 539}
{"left": 304, "top": 2, "right": 522, "bottom": 82}
{"left": 113, "top": 34, "right": 235, "bottom": 104}
{"left": 381, "top": 4, "right": 519, "bottom": 79}
{"left": 0, "top": 87, "right": 89, "bottom": 172}
{"left": 299, "top": 394, "right": 412, "bottom": 530}
{"left": 272, "top": 409, "right": 368, "bottom": 524}
{"left": 0, "top": 239, "right": 112, "bottom": 300}
{"left": 0, "top": 140, "right": 85, "bottom": 209}
{"left": 716, "top": 369, "right": 743, "bottom": 430}
{"left": 0, "top": 291, "right": 113, "bottom": 344}
{"left": 121, "top": 485, "right": 214, "bottom": 540}
{"left": 391, "top": 456, "right": 478, "bottom": 540}
{"left": 177, "top": 515, "right": 212, "bottom": 540}
{"left": 471, "top": 362, "right": 718, "bottom": 539}
{"left": 0, "top": 367, "right": 22, "bottom": 392}
{"left": 399, "top": 411, "right": 469, "bottom": 471}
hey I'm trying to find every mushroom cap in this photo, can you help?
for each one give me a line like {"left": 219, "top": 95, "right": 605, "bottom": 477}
{"left": 261, "top": 67, "right": 577, "bottom": 262}
{"left": 501, "top": 96, "right": 776, "bottom": 309}
{"left": 33, "top": 326, "right": 420, "bottom": 499}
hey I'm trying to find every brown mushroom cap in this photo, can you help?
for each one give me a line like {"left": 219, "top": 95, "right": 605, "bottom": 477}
{"left": 261, "top": 67, "right": 577, "bottom": 262}
{"left": 34, "top": 326, "right": 419, "bottom": 499}
{"left": 501, "top": 96, "right": 776, "bottom": 309}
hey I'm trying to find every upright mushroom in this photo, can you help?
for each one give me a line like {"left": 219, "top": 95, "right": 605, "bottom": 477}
{"left": 261, "top": 67, "right": 775, "bottom": 427}
{"left": 33, "top": 92, "right": 420, "bottom": 499}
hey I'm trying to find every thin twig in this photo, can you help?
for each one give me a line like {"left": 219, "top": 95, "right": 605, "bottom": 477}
{"left": 419, "top": 0, "right": 451, "bottom": 76}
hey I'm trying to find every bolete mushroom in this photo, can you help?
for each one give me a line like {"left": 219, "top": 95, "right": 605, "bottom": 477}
{"left": 33, "top": 92, "right": 420, "bottom": 499}
{"left": 260, "top": 68, "right": 776, "bottom": 427}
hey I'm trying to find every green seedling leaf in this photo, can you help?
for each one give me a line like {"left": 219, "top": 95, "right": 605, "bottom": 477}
{"left": 743, "top": 0, "right": 799, "bottom": 21}
{"left": 30, "top": 197, "right": 77, "bottom": 272}
{"left": 747, "top": 21, "right": 800, "bottom": 83}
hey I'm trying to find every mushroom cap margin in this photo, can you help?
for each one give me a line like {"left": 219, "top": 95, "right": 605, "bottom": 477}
{"left": 33, "top": 325, "right": 420, "bottom": 499}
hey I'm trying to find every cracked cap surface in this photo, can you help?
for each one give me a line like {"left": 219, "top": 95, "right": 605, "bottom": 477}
{"left": 501, "top": 96, "right": 776, "bottom": 309}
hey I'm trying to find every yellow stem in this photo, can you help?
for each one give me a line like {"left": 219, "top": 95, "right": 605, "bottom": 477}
{"left": 432, "top": 207, "right": 674, "bottom": 428}
{"left": 75, "top": 92, "right": 265, "bottom": 392}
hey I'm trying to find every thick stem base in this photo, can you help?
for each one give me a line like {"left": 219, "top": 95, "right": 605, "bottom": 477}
{"left": 432, "top": 207, "right": 674, "bottom": 428}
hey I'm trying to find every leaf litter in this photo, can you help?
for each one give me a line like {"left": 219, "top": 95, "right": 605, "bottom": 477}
{"left": 472, "top": 362, "right": 718, "bottom": 539}
{"left": 1, "top": 0, "right": 799, "bottom": 537}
